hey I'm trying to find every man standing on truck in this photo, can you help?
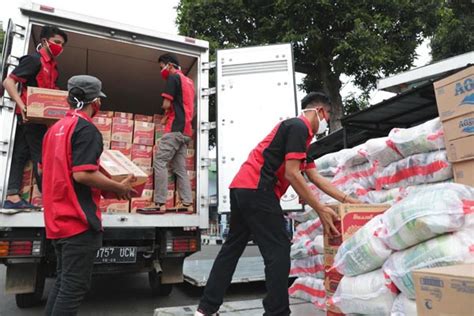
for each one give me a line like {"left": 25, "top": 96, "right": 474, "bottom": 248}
{"left": 41, "top": 75, "right": 135, "bottom": 315}
{"left": 2, "top": 25, "right": 67, "bottom": 209}
{"left": 196, "top": 92, "right": 360, "bottom": 316}
{"left": 154, "top": 53, "right": 195, "bottom": 212}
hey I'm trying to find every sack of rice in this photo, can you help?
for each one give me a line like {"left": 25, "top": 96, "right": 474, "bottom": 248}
{"left": 288, "top": 276, "right": 326, "bottom": 310}
{"left": 291, "top": 235, "right": 324, "bottom": 259}
{"left": 337, "top": 144, "right": 368, "bottom": 168}
{"left": 390, "top": 293, "right": 417, "bottom": 316}
{"left": 287, "top": 205, "right": 319, "bottom": 223}
{"left": 332, "top": 162, "right": 379, "bottom": 192}
{"left": 290, "top": 255, "right": 325, "bottom": 278}
{"left": 365, "top": 136, "right": 403, "bottom": 167}
{"left": 315, "top": 152, "right": 340, "bottom": 176}
{"left": 292, "top": 218, "right": 323, "bottom": 242}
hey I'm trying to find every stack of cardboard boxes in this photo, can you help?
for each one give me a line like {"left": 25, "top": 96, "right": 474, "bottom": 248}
{"left": 434, "top": 66, "right": 474, "bottom": 187}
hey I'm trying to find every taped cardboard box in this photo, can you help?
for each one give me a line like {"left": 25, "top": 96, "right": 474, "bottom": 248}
{"left": 111, "top": 141, "right": 132, "bottom": 159}
{"left": 130, "top": 197, "right": 154, "bottom": 213}
{"left": 447, "top": 136, "right": 474, "bottom": 162}
{"left": 95, "top": 111, "right": 114, "bottom": 118}
{"left": 92, "top": 117, "right": 112, "bottom": 142}
{"left": 413, "top": 264, "right": 474, "bottom": 316}
{"left": 99, "top": 150, "right": 148, "bottom": 197}
{"left": 134, "top": 114, "right": 153, "bottom": 123}
{"left": 103, "top": 140, "right": 111, "bottom": 150}
{"left": 131, "top": 144, "right": 153, "bottom": 168}
{"left": 133, "top": 121, "right": 155, "bottom": 146}
{"left": 453, "top": 159, "right": 474, "bottom": 187}
{"left": 434, "top": 66, "right": 474, "bottom": 121}
{"left": 100, "top": 198, "right": 130, "bottom": 213}
{"left": 114, "top": 112, "right": 134, "bottom": 120}
{"left": 26, "top": 87, "right": 68, "bottom": 123}
{"left": 442, "top": 112, "right": 474, "bottom": 142}
{"left": 111, "top": 118, "right": 133, "bottom": 143}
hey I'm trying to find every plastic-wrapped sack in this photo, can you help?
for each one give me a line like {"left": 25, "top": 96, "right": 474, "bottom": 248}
{"left": 337, "top": 144, "right": 368, "bottom": 168}
{"left": 391, "top": 293, "right": 417, "bottom": 316}
{"left": 380, "top": 183, "right": 474, "bottom": 250}
{"left": 332, "top": 162, "right": 379, "bottom": 192}
{"left": 288, "top": 277, "right": 326, "bottom": 310}
{"left": 287, "top": 205, "right": 319, "bottom": 223}
{"left": 290, "top": 255, "right": 325, "bottom": 278}
{"left": 383, "top": 230, "right": 474, "bottom": 299}
{"left": 333, "top": 215, "right": 392, "bottom": 276}
{"left": 292, "top": 218, "right": 323, "bottom": 242}
{"left": 375, "top": 150, "right": 452, "bottom": 190}
{"left": 365, "top": 136, "right": 403, "bottom": 167}
{"left": 358, "top": 187, "right": 403, "bottom": 205}
{"left": 388, "top": 117, "right": 445, "bottom": 158}
{"left": 330, "top": 269, "right": 398, "bottom": 315}
{"left": 315, "top": 152, "right": 340, "bottom": 176}
{"left": 291, "top": 235, "right": 324, "bottom": 259}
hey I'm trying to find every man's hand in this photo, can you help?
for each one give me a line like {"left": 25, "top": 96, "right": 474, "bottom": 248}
{"left": 345, "top": 196, "right": 363, "bottom": 204}
{"left": 116, "top": 174, "right": 137, "bottom": 200}
{"left": 20, "top": 105, "right": 28, "bottom": 123}
{"left": 317, "top": 205, "right": 340, "bottom": 237}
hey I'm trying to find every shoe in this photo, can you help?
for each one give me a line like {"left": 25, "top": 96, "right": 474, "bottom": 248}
{"left": 3, "top": 199, "right": 37, "bottom": 209}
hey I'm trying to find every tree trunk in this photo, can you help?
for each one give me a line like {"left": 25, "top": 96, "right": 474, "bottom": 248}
{"left": 317, "top": 62, "right": 344, "bottom": 132}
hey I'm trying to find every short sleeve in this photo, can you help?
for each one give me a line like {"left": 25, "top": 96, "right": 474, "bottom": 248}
{"left": 161, "top": 74, "right": 180, "bottom": 101}
{"left": 285, "top": 121, "right": 309, "bottom": 161}
{"left": 305, "top": 155, "right": 316, "bottom": 170}
{"left": 71, "top": 120, "right": 103, "bottom": 172}
{"left": 10, "top": 55, "right": 41, "bottom": 83}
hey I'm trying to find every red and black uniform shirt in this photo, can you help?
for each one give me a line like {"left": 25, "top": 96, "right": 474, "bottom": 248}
{"left": 9, "top": 49, "right": 59, "bottom": 115}
{"left": 230, "top": 116, "right": 316, "bottom": 199}
{"left": 161, "top": 70, "right": 195, "bottom": 137}
{"left": 41, "top": 110, "right": 103, "bottom": 239}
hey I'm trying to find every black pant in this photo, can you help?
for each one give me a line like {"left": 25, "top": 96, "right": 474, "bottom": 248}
{"left": 45, "top": 230, "right": 102, "bottom": 316}
{"left": 7, "top": 121, "right": 47, "bottom": 195}
{"left": 198, "top": 189, "right": 291, "bottom": 316}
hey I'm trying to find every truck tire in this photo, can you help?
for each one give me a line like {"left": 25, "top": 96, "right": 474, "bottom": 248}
{"left": 15, "top": 264, "right": 46, "bottom": 308}
{"left": 149, "top": 270, "right": 173, "bottom": 296}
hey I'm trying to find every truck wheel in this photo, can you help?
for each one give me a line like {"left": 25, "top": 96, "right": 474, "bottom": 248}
{"left": 15, "top": 264, "right": 46, "bottom": 308}
{"left": 149, "top": 270, "right": 173, "bottom": 296}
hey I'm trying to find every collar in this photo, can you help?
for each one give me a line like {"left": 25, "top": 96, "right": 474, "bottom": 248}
{"left": 299, "top": 115, "right": 314, "bottom": 138}
{"left": 66, "top": 109, "right": 93, "bottom": 123}
{"left": 39, "top": 47, "right": 55, "bottom": 64}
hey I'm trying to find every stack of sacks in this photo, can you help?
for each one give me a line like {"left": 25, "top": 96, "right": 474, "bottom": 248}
{"left": 288, "top": 217, "right": 326, "bottom": 310}
{"left": 287, "top": 205, "right": 319, "bottom": 223}
{"left": 390, "top": 293, "right": 417, "bottom": 316}
{"left": 330, "top": 183, "right": 474, "bottom": 314}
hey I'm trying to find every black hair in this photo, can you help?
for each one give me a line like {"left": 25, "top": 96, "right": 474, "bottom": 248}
{"left": 158, "top": 53, "right": 180, "bottom": 67}
{"left": 301, "top": 92, "right": 331, "bottom": 109}
{"left": 40, "top": 25, "right": 68, "bottom": 44}
{"left": 68, "top": 87, "right": 88, "bottom": 108}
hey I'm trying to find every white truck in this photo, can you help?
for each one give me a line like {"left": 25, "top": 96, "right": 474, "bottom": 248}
{"left": 0, "top": 2, "right": 301, "bottom": 308}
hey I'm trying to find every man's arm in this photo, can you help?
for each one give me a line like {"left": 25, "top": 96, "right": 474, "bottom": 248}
{"left": 285, "top": 159, "right": 340, "bottom": 236}
{"left": 305, "top": 167, "right": 361, "bottom": 204}
{"left": 3, "top": 77, "right": 27, "bottom": 121}
{"left": 73, "top": 172, "right": 135, "bottom": 200}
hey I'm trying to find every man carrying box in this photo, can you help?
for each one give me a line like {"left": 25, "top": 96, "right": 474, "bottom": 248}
{"left": 41, "top": 75, "right": 135, "bottom": 315}
{"left": 2, "top": 25, "right": 67, "bottom": 209}
{"left": 196, "top": 92, "right": 360, "bottom": 316}
{"left": 154, "top": 53, "right": 195, "bottom": 212}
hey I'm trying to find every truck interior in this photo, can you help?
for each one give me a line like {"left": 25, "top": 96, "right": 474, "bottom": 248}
{"left": 28, "top": 24, "right": 199, "bottom": 116}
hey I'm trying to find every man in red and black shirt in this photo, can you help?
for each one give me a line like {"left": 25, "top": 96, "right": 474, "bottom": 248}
{"left": 41, "top": 75, "right": 134, "bottom": 315}
{"left": 2, "top": 25, "right": 67, "bottom": 209}
{"left": 196, "top": 93, "right": 360, "bottom": 316}
{"left": 154, "top": 53, "right": 195, "bottom": 212}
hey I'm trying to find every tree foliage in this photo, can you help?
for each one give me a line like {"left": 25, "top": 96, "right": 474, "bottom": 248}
{"left": 177, "top": 0, "right": 442, "bottom": 132}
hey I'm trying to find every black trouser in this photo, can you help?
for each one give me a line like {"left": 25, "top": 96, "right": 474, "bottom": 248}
{"left": 7, "top": 120, "right": 47, "bottom": 195}
{"left": 198, "top": 189, "right": 291, "bottom": 316}
{"left": 45, "top": 230, "right": 102, "bottom": 316}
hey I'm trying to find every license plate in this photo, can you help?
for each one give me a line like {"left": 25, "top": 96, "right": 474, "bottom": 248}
{"left": 95, "top": 247, "right": 137, "bottom": 264}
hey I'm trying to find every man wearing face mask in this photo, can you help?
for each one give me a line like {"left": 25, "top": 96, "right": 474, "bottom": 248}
{"left": 196, "top": 92, "right": 360, "bottom": 316}
{"left": 41, "top": 75, "right": 135, "bottom": 315}
{"left": 155, "top": 53, "right": 195, "bottom": 212}
{"left": 2, "top": 25, "right": 67, "bottom": 209}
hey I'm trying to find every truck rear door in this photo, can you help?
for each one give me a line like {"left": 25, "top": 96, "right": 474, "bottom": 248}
{"left": 216, "top": 43, "right": 301, "bottom": 214}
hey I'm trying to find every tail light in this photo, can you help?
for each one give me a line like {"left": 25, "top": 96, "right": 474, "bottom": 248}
{"left": 166, "top": 237, "right": 198, "bottom": 253}
{"left": 0, "top": 240, "right": 42, "bottom": 257}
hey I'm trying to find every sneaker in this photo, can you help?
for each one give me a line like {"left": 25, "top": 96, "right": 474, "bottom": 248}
{"left": 3, "top": 199, "right": 37, "bottom": 209}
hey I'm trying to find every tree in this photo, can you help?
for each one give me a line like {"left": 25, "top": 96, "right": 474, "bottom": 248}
{"left": 177, "top": 0, "right": 442, "bottom": 131}
{"left": 430, "top": 1, "right": 474, "bottom": 61}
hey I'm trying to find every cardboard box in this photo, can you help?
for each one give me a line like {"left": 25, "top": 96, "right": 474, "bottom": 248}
{"left": 453, "top": 159, "right": 474, "bottom": 187}
{"left": 95, "top": 111, "right": 114, "bottom": 118}
{"left": 442, "top": 112, "right": 474, "bottom": 141}
{"left": 30, "top": 184, "right": 42, "bottom": 207}
{"left": 434, "top": 66, "right": 474, "bottom": 121}
{"left": 153, "top": 114, "right": 164, "bottom": 125}
{"left": 99, "top": 150, "right": 148, "bottom": 197}
{"left": 130, "top": 197, "right": 154, "bottom": 213}
{"left": 26, "top": 87, "right": 69, "bottom": 122}
{"left": 133, "top": 121, "right": 155, "bottom": 146}
{"left": 447, "top": 136, "right": 474, "bottom": 162}
{"left": 103, "top": 140, "right": 111, "bottom": 150}
{"left": 131, "top": 144, "right": 153, "bottom": 168}
{"left": 111, "top": 141, "right": 132, "bottom": 159}
{"left": 114, "top": 112, "right": 134, "bottom": 120}
{"left": 92, "top": 117, "right": 112, "bottom": 142}
{"left": 134, "top": 114, "right": 153, "bottom": 123}
{"left": 100, "top": 198, "right": 130, "bottom": 213}
{"left": 111, "top": 118, "right": 133, "bottom": 143}
{"left": 413, "top": 264, "right": 474, "bottom": 316}
{"left": 142, "top": 189, "right": 154, "bottom": 200}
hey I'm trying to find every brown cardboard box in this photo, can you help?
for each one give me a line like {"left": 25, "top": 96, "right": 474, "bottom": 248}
{"left": 100, "top": 198, "right": 130, "bottom": 213}
{"left": 114, "top": 112, "right": 134, "bottom": 120}
{"left": 103, "top": 140, "right": 111, "bottom": 150}
{"left": 99, "top": 150, "right": 148, "bottom": 197}
{"left": 133, "top": 121, "right": 155, "bottom": 146}
{"left": 130, "top": 197, "right": 154, "bottom": 213}
{"left": 111, "top": 141, "right": 132, "bottom": 159}
{"left": 453, "top": 159, "right": 474, "bottom": 187}
{"left": 134, "top": 114, "right": 153, "bottom": 123}
{"left": 142, "top": 189, "right": 154, "bottom": 200}
{"left": 30, "top": 184, "right": 42, "bottom": 207}
{"left": 413, "top": 264, "right": 474, "bottom": 316}
{"left": 95, "top": 111, "right": 114, "bottom": 118}
{"left": 434, "top": 66, "right": 474, "bottom": 121}
{"left": 442, "top": 112, "right": 474, "bottom": 142}
{"left": 131, "top": 144, "right": 153, "bottom": 168}
{"left": 26, "top": 87, "right": 69, "bottom": 123}
{"left": 447, "top": 136, "right": 474, "bottom": 162}
{"left": 92, "top": 117, "right": 112, "bottom": 142}
{"left": 153, "top": 114, "right": 164, "bottom": 125}
{"left": 111, "top": 118, "right": 133, "bottom": 143}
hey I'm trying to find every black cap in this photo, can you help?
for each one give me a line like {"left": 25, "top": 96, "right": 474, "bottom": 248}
{"left": 68, "top": 75, "right": 106, "bottom": 102}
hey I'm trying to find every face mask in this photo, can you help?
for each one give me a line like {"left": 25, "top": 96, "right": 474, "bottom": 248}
{"left": 47, "top": 40, "right": 63, "bottom": 57}
{"left": 302, "top": 108, "right": 328, "bottom": 135}
{"left": 161, "top": 64, "right": 170, "bottom": 80}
